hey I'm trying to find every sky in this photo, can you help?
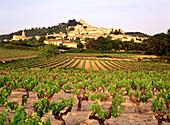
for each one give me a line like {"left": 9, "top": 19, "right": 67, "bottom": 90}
{"left": 0, "top": 0, "right": 170, "bottom": 35}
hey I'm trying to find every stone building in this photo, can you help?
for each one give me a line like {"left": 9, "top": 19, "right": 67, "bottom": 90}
{"left": 12, "top": 30, "right": 32, "bottom": 41}
{"left": 44, "top": 39, "right": 62, "bottom": 46}
{"left": 44, "top": 39, "right": 77, "bottom": 48}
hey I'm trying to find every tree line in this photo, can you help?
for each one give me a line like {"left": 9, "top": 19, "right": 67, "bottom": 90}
{"left": 84, "top": 36, "right": 146, "bottom": 52}
{"left": 82, "top": 29, "right": 170, "bottom": 56}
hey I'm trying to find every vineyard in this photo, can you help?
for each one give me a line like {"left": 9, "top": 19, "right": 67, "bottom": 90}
{"left": 0, "top": 56, "right": 169, "bottom": 71}
{"left": 0, "top": 56, "right": 170, "bottom": 125}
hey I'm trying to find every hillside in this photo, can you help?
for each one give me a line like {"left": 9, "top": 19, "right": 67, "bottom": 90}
{"left": 0, "top": 19, "right": 80, "bottom": 41}
{"left": 125, "top": 32, "right": 149, "bottom": 37}
{"left": 0, "top": 19, "right": 150, "bottom": 41}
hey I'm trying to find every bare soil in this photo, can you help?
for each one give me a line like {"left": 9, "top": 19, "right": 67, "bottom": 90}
{"left": 100, "top": 60, "right": 114, "bottom": 70}
{"left": 103, "top": 60, "right": 119, "bottom": 70}
{"left": 90, "top": 60, "right": 99, "bottom": 70}
{"left": 76, "top": 59, "right": 84, "bottom": 69}
{"left": 56, "top": 59, "right": 74, "bottom": 68}
{"left": 84, "top": 60, "right": 91, "bottom": 70}
{"left": 95, "top": 60, "right": 108, "bottom": 70}
{"left": 0, "top": 91, "right": 168, "bottom": 125}
{"left": 109, "top": 60, "right": 125, "bottom": 69}
{"left": 67, "top": 59, "right": 79, "bottom": 68}
{"left": 51, "top": 58, "right": 70, "bottom": 69}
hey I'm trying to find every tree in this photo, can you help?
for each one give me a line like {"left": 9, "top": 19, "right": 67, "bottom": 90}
{"left": 38, "top": 44, "right": 60, "bottom": 68}
{"left": 85, "top": 39, "right": 99, "bottom": 50}
{"left": 38, "top": 36, "right": 46, "bottom": 43}
{"left": 145, "top": 33, "right": 169, "bottom": 56}
{"left": 68, "top": 27, "right": 75, "bottom": 31}
{"left": 123, "top": 41, "right": 134, "bottom": 51}
{"left": 167, "top": 28, "right": 170, "bottom": 37}
{"left": 167, "top": 29, "right": 170, "bottom": 56}
{"left": 77, "top": 42, "right": 84, "bottom": 49}
{"left": 97, "top": 36, "right": 113, "bottom": 52}
{"left": 75, "top": 37, "right": 80, "bottom": 41}
{"left": 68, "top": 19, "right": 78, "bottom": 26}
{"left": 111, "top": 40, "right": 120, "bottom": 52}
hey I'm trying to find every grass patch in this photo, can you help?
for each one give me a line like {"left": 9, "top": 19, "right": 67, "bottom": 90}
{"left": 0, "top": 48, "right": 39, "bottom": 60}
{"left": 63, "top": 52, "right": 141, "bottom": 58}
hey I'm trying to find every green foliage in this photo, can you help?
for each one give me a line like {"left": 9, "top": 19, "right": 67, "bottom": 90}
{"left": 33, "top": 98, "right": 50, "bottom": 118}
{"left": 125, "top": 32, "right": 149, "bottom": 37}
{"left": 67, "top": 48, "right": 81, "bottom": 53}
{"left": 88, "top": 84, "right": 95, "bottom": 91}
{"left": 167, "top": 28, "right": 170, "bottom": 37}
{"left": 0, "top": 111, "right": 11, "bottom": 124}
{"left": 152, "top": 97, "right": 165, "bottom": 113}
{"left": 38, "top": 44, "right": 60, "bottom": 59}
{"left": 77, "top": 42, "right": 84, "bottom": 49}
{"left": 151, "top": 90, "right": 170, "bottom": 113}
{"left": 38, "top": 36, "right": 46, "bottom": 43}
{"left": 91, "top": 102, "right": 107, "bottom": 119}
{"left": 50, "top": 101, "right": 64, "bottom": 115}
{"left": 63, "top": 83, "right": 72, "bottom": 93}
{"left": 0, "top": 48, "right": 38, "bottom": 59}
{"left": 145, "top": 33, "right": 169, "bottom": 56}
{"left": 0, "top": 103, "right": 51, "bottom": 125}
{"left": 33, "top": 81, "right": 60, "bottom": 99}
{"left": 136, "top": 38, "right": 142, "bottom": 41}
{"left": 0, "top": 66, "right": 169, "bottom": 124}
{"left": 68, "top": 27, "right": 75, "bottom": 31}
{"left": 85, "top": 36, "right": 146, "bottom": 52}
{"left": 85, "top": 39, "right": 99, "bottom": 50}
{"left": 50, "top": 97, "right": 75, "bottom": 115}
{"left": 0, "top": 24, "right": 68, "bottom": 41}
{"left": 22, "top": 97, "right": 28, "bottom": 105}
{"left": 91, "top": 93, "right": 125, "bottom": 119}
{"left": 90, "top": 93, "right": 107, "bottom": 101}
{"left": 0, "top": 86, "right": 12, "bottom": 105}
{"left": 97, "top": 36, "right": 113, "bottom": 52}
{"left": 111, "top": 94, "right": 125, "bottom": 117}
{"left": 12, "top": 103, "right": 27, "bottom": 124}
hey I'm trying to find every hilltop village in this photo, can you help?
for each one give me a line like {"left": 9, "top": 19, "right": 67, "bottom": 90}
{"left": 9, "top": 19, "right": 148, "bottom": 48}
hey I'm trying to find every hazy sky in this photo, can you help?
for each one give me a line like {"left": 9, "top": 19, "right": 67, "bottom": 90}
{"left": 0, "top": 0, "right": 170, "bottom": 35}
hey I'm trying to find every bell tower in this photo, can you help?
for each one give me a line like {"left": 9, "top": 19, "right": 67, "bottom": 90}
{"left": 22, "top": 30, "right": 25, "bottom": 38}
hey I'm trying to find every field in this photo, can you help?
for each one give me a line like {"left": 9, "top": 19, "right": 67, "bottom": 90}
{"left": 0, "top": 54, "right": 170, "bottom": 125}
{"left": 1, "top": 56, "right": 169, "bottom": 71}
{"left": 0, "top": 48, "right": 38, "bottom": 60}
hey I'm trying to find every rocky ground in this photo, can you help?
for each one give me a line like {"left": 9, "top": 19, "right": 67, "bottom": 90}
{"left": 0, "top": 90, "right": 169, "bottom": 125}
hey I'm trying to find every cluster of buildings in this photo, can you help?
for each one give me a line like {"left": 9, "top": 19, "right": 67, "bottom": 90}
{"left": 44, "top": 39, "right": 77, "bottom": 48}
{"left": 12, "top": 30, "right": 32, "bottom": 41}
{"left": 66, "top": 19, "right": 124, "bottom": 40}
{"left": 8, "top": 19, "right": 148, "bottom": 48}
{"left": 11, "top": 30, "right": 40, "bottom": 41}
{"left": 44, "top": 19, "right": 147, "bottom": 47}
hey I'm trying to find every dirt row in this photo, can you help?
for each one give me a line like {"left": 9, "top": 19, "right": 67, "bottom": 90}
{"left": 50, "top": 58, "right": 133, "bottom": 71}
{"left": 3, "top": 57, "right": 135, "bottom": 71}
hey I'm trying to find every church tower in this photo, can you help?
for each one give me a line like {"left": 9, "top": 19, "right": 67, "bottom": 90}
{"left": 22, "top": 30, "right": 25, "bottom": 38}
